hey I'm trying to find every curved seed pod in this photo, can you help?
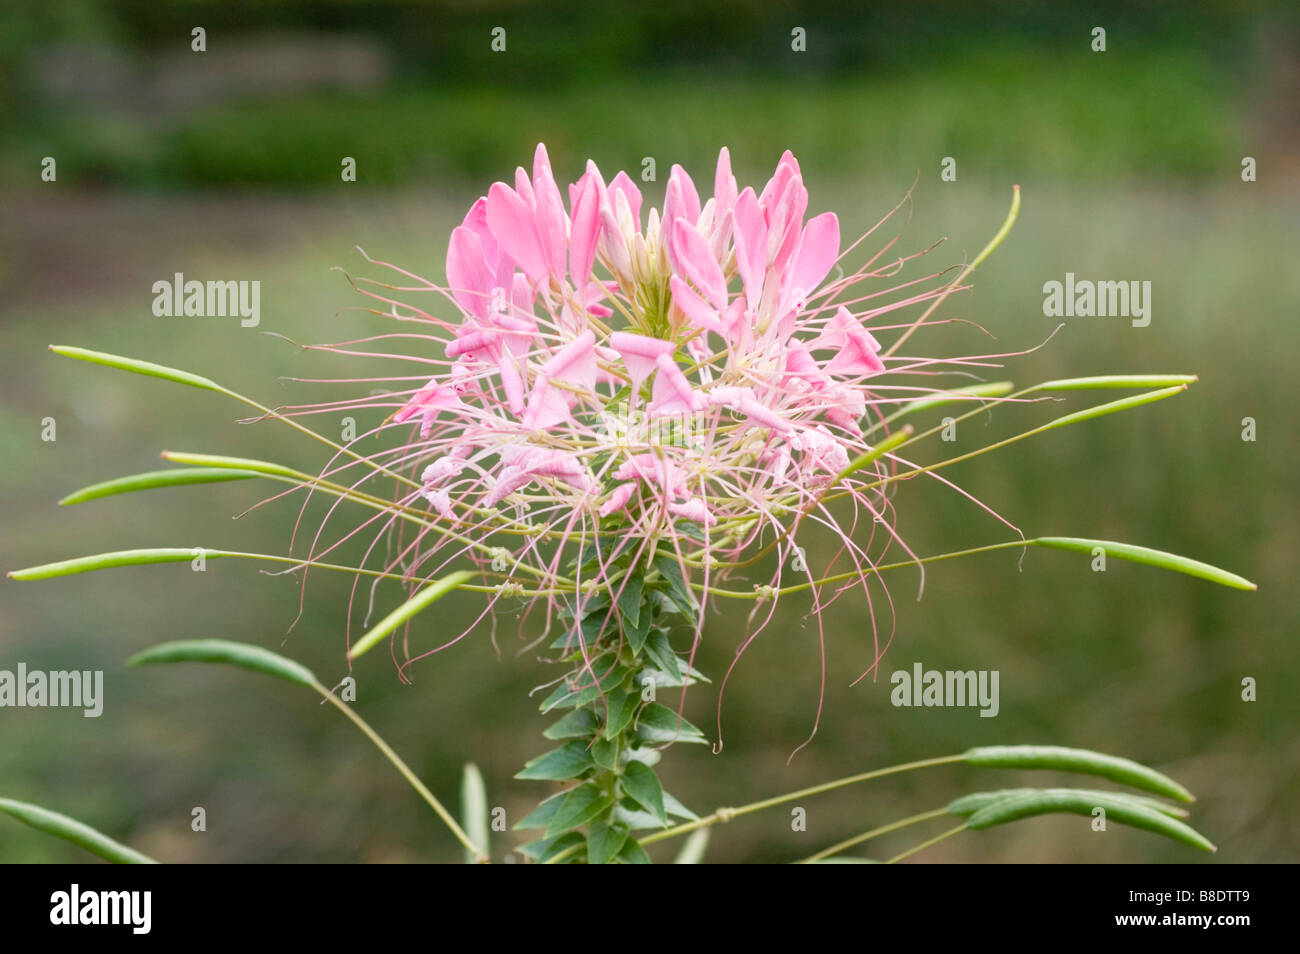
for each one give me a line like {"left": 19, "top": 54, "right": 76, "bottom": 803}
{"left": 128, "top": 638, "right": 318, "bottom": 689}
{"left": 0, "top": 798, "right": 157, "bottom": 864}
{"left": 947, "top": 787, "right": 1189, "bottom": 819}
{"left": 965, "top": 789, "right": 1215, "bottom": 852}
{"left": 963, "top": 745, "right": 1194, "bottom": 803}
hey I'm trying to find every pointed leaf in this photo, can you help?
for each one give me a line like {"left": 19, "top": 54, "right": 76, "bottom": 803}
{"left": 603, "top": 691, "right": 641, "bottom": 740}
{"left": 515, "top": 742, "right": 594, "bottom": 781}
{"left": 622, "top": 761, "right": 667, "bottom": 825}
{"left": 514, "top": 791, "right": 567, "bottom": 831}
{"left": 616, "top": 573, "right": 644, "bottom": 630}
{"left": 587, "top": 821, "right": 630, "bottom": 865}
{"left": 636, "top": 702, "right": 705, "bottom": 742}
{"left": 543, "top": 708, "right": 599, "bottom": 741}
{"left": 545, "top": 782, "right": 613, "bottom": 838}
{"left": 617, "top": 838, "right": 653, "bottom": 864}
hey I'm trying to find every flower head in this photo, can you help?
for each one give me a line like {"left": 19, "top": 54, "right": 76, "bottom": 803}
{"left": 293, "top": 144, "right": 1019, "bottom": 738}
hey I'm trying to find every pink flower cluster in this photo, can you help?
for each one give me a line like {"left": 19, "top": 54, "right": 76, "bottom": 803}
{"left": 394, "top": 144, "right": 891, "bottom": 548}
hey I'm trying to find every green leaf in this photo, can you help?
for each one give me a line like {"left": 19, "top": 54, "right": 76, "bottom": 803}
{"left": 617, "top": 838, "right": 653, "bottom": 864}
{"left": 50, "top": 344, "right": 220, "bottom": 391}
{"left": 965, "top": 789, "right": 1215, "bottom": 852}
{"left": 1034, "top": 537, "right": 1256, "bottom": 591}
{"left": 622, "top": 761, "right": 667, "bottom": 825}
{"left": 627, "top": 607, "right": 652, "bottom": 655}
{"left": 603, "top": 691, "right": 641, "bottom": 740}
{"left": 543, "top": 708, "right": 599, "bottom": 741}
{"left": 515, "top": 743, "right": 594, "bottom": 781}
{"left": 636, "top": 703, "right": 706, "bottom": 743}
{"left": 643, "top": 629, "right": 681, "bottom": 680}
{"left": 539, "top": 662, "right": 630, "bottom": 713}
{"left": 513, "top": 791, "right": 567, "bottom": 831}
{"left": 616, "top": 572, "right": 644, "bottom": 631}
{"left": 587, "top": 821, "right": 630, "bottom": 865}
{"left": 545, "top": 782, "right": 613, "bottom": 838}
{"left": 9, "top": 547, "right": 220, "bottom": 580}
{"left": 662, "top": 791, "right": 700, "bottom": 821}
{"left": 128, "top": 638, "right": 318, "bottom": 688}
{"left": 611, "top": 803, "right": 666, "bottom": 831}
{"left": 517, "top": 831, "right": 585, "bottom": 863}
{"left": 672, "top": 828, "right": 710, "bottom": 864}
{"left": 963, "top": 745, "right": 1194, "bottom": 803}
{"left": 460, "top": 763, "right": 489, "bottom": 863}
{"left": 58, "top": 468, "right": 259, "bottom": 506}
{"left": 589, "top": 737, "right": 618, "bottom": 771}
{"left": 637, "top": 662, "right": 707, "bottom": 691}
{"left": 0, "top": 798, "right": 157, "bottom": 864}
{"left": 946, "top": 788, "right": 1189, "bottom": 819}
{"left": 348, "top": 571, "right": 475, "bottom": 660}
{"left": 652, "top": 554, "right": 698, "bottom": 616}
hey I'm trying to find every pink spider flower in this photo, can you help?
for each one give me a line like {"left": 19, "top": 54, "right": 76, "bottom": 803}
{"left": 284, "top": 144, "right": 1024, "bottom": 745}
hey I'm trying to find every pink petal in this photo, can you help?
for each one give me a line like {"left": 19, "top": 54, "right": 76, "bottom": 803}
{"left": 610, "top": 331, "right": 675, "bottom": 392}
{"left": 541, "top": 329, "right": 597, "bottom": 391}
{"left": 532, "top": 144, "right": 567, "bottom": 279}
{"left": 671, "top": 218, "right": 727, "bottom": 309}
{"left": 609, "top": 171, "right": 642, "bottom": 230}
{"left": 599, "top": 482, "right": 636, "bottom": 517}
{"left": 650, "top": 352, "right": 706, "bottom": 416}
{"left": 446, "top": 226, "right": 493, "bottom": 319}
{"left": 569, "top": 174, "right": 600, "bottom": 291}
{"left": 668, "top": 274, "right": 725, "bottom": 336}
{"left": 486, "top": 182, "right": 548, "bottom": 284}
{"left": 731, "top": 188, "right": 766, "bottom": 311}
{"left": 781, "top": 212, "right": 840, "bottom": 313}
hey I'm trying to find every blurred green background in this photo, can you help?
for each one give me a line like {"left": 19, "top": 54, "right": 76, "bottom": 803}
{"left": 2, "top": 0, "right": 1296, "bottom": 863}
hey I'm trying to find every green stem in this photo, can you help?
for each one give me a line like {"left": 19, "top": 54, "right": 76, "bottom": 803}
{"left": 796, "top": 806, "right": 950, "bottom": 863}
{"left": 637, "top": 753, "right": 965, "bottom": 847}
{"left": 885, "top": 823, "right": 969, "bottom": 863}
{"left": 316, "top": 684, "right": 486, "bottom": 862}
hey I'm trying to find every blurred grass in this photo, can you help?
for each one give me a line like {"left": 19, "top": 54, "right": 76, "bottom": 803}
{"left": 11, "top": 48, "right": 1245, "bottom": 189}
